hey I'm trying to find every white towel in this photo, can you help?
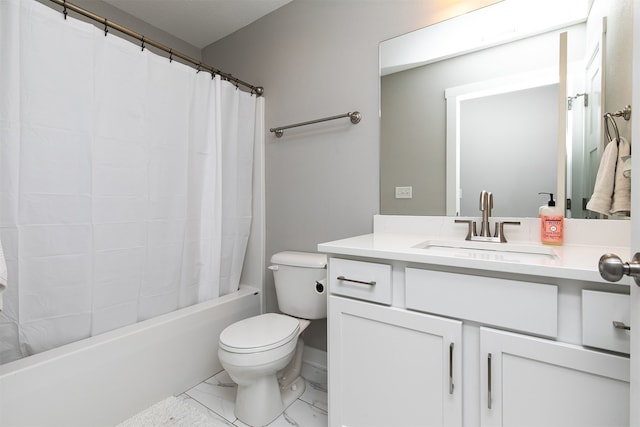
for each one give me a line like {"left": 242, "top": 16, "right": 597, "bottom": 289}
{"left": 611, "top": 137, "right": 631, "bottom": 214}
{"left": 0, "top": 239, "right": 7, "bottom": 311}
{"left": 622, "top": 155, "right": 631, "bottom": 178}
{"left": 586, "top": 139, "right": 618, "bottom": 215}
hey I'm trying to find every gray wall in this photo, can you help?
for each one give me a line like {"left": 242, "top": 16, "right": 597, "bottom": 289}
{"left": 202, "top": 0, "right": 498, "bottom": 351}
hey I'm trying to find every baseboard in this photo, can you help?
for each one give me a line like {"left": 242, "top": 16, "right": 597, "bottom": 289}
{"left": 302, "top": 345, "right": 327, "bottom": 370}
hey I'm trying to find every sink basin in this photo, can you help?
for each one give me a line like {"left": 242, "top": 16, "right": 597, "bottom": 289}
{"left": 412, "top": 239, "right": 558, "bottom": 262}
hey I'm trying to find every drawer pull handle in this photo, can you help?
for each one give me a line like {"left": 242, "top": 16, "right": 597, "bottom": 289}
{"left": 487, "top": 353, "right": 492, "bottom": 409}
{"left": 449, "top": 343, "right": 455, "bottom": 394}
{"left": 613, "top": 321, "right": 631, "bottom": 331}
{"left": 336, "top": 276, "right": 376, "bottom": 286}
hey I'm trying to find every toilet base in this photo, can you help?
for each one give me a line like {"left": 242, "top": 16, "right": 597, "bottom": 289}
{"left": 233, "top": 338, "right": 307, "bottom": 426}
{"left": 278, "top": 338, "right": 306, "bottom": 416}
{"left": 234, "top": 375, "right": 306, "bottom": 426}
{"left": 278, "top": 336, "right": 305, "bottom": 390}
{"left": 234, "top": 370, "right": 282, "bottom": 426}
{"left": 281, "top": 375, "right": 306, "bottom": 409}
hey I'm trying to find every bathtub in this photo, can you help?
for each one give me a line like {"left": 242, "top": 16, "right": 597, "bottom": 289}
{"left": 0, "top": 286, "right": 261, "bottom": 427}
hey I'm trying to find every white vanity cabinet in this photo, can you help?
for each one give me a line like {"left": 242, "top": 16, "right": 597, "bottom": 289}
{"left": 327, "top": 256, "right": 631, "bottom": 427}
{"left": 480, "top": 327, "right": 629, "bottom": 427}
{"left": 405, "top": 267, "right": 630, "bottom": 427}
{"left": 405, "top": 268, "right": 629, "bottom": 427}
{"left": 328, "top": 259, "right": 463, "bottom": 427}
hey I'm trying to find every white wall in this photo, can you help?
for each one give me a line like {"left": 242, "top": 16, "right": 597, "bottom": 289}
{"left": 202, "top": 0, "right": 499, "bottom": 350}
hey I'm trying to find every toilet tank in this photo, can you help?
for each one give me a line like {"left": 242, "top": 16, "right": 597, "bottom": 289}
{"left": 270, "top": 251, "right": 327, "bottom": 320}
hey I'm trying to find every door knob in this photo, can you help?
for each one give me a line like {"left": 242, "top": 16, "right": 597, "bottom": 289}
{"left": 598, "top": 253, "right": 640, "bottom": 286}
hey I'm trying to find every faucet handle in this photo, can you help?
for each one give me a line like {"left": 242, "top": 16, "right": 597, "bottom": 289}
{"left": 455, "top": 219, "right": 477, "bottom": 241}
{"left": 494, "top": 221, "right": 521, "bottom": 243}
{"left": 479, "top": 191, "right": 487, "bottom": 211}
{"left": 479, "top": 191, "right": 494, "bottom": 211}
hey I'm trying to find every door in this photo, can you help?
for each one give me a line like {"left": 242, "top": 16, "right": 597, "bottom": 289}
{"left": 480, "top": 327, "right": 630, "bottom": 427}
{"left": 595, "top": 7, "right": 637, "bottom": 423}
{"left": 328, "top": 295, "right": 462, "bottom": 427}
{"left": 583, "top": 17, "right": 607, "bottom": 218}
{"left": 629, "top": 4, "right": 640, "bottom": 424}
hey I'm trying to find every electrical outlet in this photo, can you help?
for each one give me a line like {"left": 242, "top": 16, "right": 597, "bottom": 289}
{"left": 395, "top": 186, "right": 413, "bottom": 199}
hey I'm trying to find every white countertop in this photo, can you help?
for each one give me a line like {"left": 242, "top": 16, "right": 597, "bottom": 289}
{"left": 317, "top": 216, "right": 632, "bottom": 284}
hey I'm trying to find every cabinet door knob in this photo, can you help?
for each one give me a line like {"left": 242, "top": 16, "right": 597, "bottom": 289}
{"left": 598, "top": 253, "right": 640, "bottom": 286}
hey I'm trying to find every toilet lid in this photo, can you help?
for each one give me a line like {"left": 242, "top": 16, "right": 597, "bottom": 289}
{"left": 219, "top": 313, "right": 300, "bottom": 354}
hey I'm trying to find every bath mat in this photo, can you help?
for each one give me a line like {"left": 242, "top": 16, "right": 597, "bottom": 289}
{"left": 117, "top": 396, "right": 221, "bottom": 427}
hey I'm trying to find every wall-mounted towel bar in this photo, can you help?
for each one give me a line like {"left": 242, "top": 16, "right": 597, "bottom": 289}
{"left": 270, "top": 111, "right": 361, "bottom": 137}
{"left": 567, "top": 93, "right": 588, "bottom": 110}
{"left": 604, "top": 105, "right": 632, "bottom": 143}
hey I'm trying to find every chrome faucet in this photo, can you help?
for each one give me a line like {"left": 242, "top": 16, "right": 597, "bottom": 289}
{"left": 455, "top": 190, "right": 521, "bottom": 243}
{"left": 479, "top": 190, "right": 493, "bottom": 237}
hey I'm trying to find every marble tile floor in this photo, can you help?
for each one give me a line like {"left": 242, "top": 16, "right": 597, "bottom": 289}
{"left": 177, "top": 362, "right": 328, "bottom": 427}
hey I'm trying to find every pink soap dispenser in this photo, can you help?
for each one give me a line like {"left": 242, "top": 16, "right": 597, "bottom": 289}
{"left": 538, "top": 192, "right": 563, "bottom": 245}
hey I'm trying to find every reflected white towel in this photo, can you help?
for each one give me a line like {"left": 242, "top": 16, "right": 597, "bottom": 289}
{"left": 586, "top": 139, "right": 618, "bottom": 215}
{"left": 622, "top": 155, "right": 631, "bottom": 178}
{"left": 611, "top": 137, "right": 631, "bottom": 214}
{"left": 0, "top": 239, "right": 6, "bottom": 311}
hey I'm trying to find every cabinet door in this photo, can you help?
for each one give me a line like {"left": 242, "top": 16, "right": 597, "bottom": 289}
{"left": 328, "top": 296, "right": 462, "bottom": 427}
{"left": 480, "top": 327, "right": 629, "bottom": 427}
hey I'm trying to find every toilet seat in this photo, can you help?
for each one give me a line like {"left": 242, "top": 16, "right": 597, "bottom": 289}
{"left": 219, "top": 313, "right": 300, "bottom": 354}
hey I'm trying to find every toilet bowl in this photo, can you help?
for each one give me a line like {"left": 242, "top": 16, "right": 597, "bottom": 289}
{"left": 218, "top": 313, "right": 310, "bottom": 426}
{"left": 217, "top": 251, "right": 326, "bottom": 427}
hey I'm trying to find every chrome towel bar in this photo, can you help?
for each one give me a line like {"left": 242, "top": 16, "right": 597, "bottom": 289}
{"left": 270, "top": 111, "right": 361, "bottom": 137}
{"left": 604, "top": 105, "right": 632, "bottom": 143}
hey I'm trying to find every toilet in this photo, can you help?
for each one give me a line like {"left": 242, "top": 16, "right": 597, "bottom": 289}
{"left": 218, "top": 251, "right": 327, "bottom": 426}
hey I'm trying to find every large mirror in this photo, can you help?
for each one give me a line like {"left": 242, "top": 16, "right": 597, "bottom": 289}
{"left": 380, "top": 0, "right": 633, "bottom": 218}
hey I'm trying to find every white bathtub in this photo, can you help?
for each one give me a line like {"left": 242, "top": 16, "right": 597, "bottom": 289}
{"left": 0, "top": 286, "right": 261, "bottom": 427}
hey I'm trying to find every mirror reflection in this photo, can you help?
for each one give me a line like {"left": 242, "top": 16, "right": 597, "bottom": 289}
{"left": 380, "top": 0, "right": 632, "bottom": 219}
{"left": 454, "top": 81, "right": 559, "bottom": 217}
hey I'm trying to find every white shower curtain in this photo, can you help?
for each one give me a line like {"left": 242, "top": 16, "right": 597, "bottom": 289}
{"left": 0, "top": 0, "right": 262, "bottom": 362}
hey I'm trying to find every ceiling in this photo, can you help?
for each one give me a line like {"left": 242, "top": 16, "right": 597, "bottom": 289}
{"left": 101, "top": 0, "right": 294, "bottom": 48}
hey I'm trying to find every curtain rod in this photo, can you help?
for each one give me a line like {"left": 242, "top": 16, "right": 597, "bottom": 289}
{"left": 49, "top": 0, "right": 264, "bottom": 96}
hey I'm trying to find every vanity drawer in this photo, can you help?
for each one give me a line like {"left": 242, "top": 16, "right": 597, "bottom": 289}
{"left": 405, "top": 268, "right": 558, "bottom": 337}
{"left": 329, "top": 258, "right": 392, "bottom": 304}
{"left": 582, "top": 290, "right": 630, "bottom": 354}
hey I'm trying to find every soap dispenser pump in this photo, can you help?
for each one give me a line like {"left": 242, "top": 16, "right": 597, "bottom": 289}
{"left": 538, "top": 192, "right": 563, "bottom": 245}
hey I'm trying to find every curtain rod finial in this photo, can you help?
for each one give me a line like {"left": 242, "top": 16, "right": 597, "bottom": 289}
{"left": 255, "top": 87, "right": 264, "bottom": 97}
